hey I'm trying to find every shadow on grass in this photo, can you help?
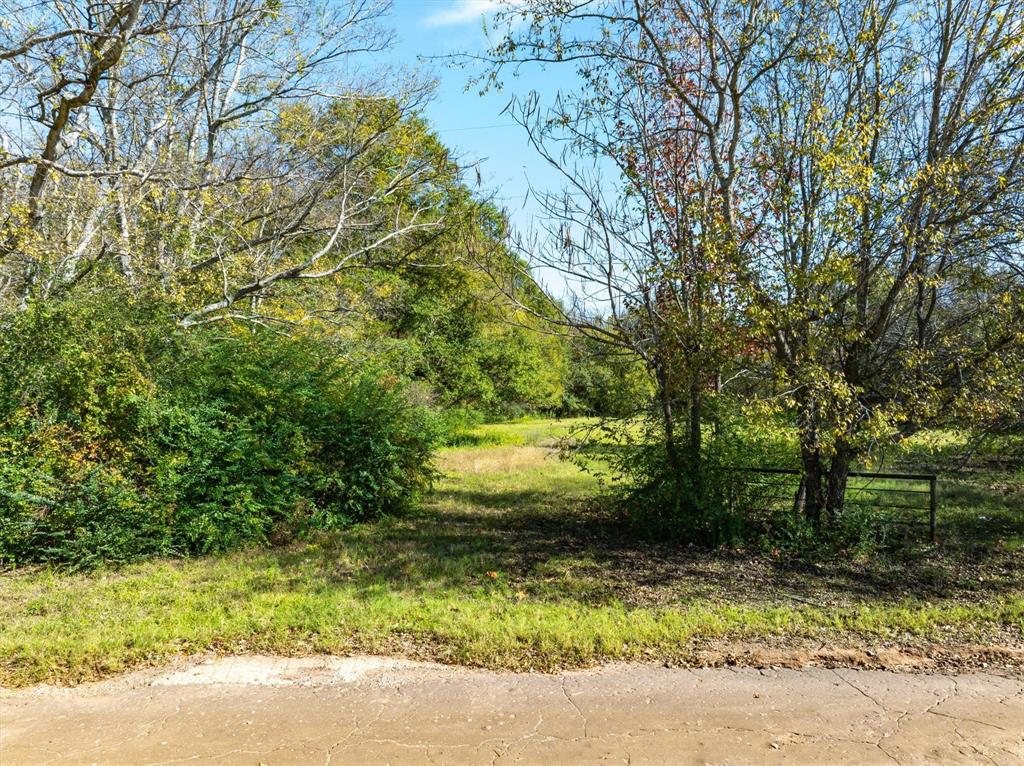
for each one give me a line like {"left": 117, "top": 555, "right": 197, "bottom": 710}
{"left": 265, "top": 472, "right": 1023, "bottom": 609}
{"left": 433, "top": 488, "right": 559, "bottom": 511}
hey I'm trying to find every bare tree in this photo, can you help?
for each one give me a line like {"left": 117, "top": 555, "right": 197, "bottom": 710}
{"left": 0, "top": 0, "right": 442, "bottom": 324}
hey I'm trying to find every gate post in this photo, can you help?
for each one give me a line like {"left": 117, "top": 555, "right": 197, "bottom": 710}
{"left": 929, "top": 476, "right": 937, "bottom": 543}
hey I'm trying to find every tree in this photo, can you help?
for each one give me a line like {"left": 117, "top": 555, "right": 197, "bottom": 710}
{"left": 359, "top": 194, "right": 573, "bottom": 415}
{"left": 481, "top": 0, "right": 776, "bottom": 512}
{"left": 0, "top": 0, "right": 440, "bottom": 324}
{"left": 297, "top": 110, "right": 573, "bottom": 416}
{"left": 561, "top": 331, "right": 654, "bottom": 417}
{"left": 740, "top": 0, "right": 1024, "bottom": 521}
{"left": 487, "top": 0, "right": 1024, "bottom": 528}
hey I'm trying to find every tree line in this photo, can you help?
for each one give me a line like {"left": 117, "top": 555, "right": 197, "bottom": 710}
{"left": 1, "top": 0, "right": 1021, "bottom": 563}
{"left": 0, "top": 0, "right": 647, "bottom": 566}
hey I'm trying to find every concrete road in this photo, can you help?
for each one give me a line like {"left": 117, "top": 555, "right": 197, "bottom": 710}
{"left": 1, "top": 656, "right": 1021, "bottom": 765}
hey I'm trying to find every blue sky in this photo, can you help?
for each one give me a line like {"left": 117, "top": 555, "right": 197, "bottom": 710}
{"left": 384, "top": 1, "right": 580, "bottom": 233}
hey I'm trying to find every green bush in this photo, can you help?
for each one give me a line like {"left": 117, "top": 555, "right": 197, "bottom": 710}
{"left": 559, "top": 338, "right": 654, "bottom": 418}
{"left": 433, "top": 407, "right": 487, "bottom": 446}
{"left": 757, "top": 502, "right": 894, "bottom": 559}
{"left": 602, "top": 413, "right": 898, "bottom": 556}
{"left": 610, "top": 420, "right": 755, "bottom": 547}
{"left": 0, "top": 294, "right": 437, "bottom": 568}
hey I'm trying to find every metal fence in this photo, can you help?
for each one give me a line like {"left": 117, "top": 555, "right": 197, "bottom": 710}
{"left": 730, "top": 467, "right": 938, "bottom": 542}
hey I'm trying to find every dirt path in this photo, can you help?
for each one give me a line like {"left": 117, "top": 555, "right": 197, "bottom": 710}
{"left": 2, "top": 656, "right": 1021, "bottom": 765}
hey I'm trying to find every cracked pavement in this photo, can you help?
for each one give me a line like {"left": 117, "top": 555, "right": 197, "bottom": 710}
{"left": 1, "top": 655, "right": 1021, "bottom": 764}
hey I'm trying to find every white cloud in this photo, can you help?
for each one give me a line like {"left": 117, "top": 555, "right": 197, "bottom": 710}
{"left": 423, "top": 0, "right": 511, "bottom": 28}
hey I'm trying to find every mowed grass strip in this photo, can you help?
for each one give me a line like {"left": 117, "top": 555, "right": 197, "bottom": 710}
{"left": 3, "top": 551, "right": 1021, "bottom": 687}
{"left": 1, "top": 419, "right": 1021, "bottom": 687}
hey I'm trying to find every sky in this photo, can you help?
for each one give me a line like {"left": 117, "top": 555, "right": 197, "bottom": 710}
{"left": 384, "top": 0, "right": 581, "bottom": 236}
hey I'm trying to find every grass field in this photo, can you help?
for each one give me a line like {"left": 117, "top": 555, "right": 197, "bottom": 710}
{"left": 1, "top": 419, "right": 1021, "bottom": 687}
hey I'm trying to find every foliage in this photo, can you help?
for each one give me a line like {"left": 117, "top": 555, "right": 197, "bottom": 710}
{"left": 759, "top": 504, "right": 895, "bottom": 561}
{"left": 0, "top": 293, "right": 437, "bottom": 568}
{"left": 277, "top": 108, "right": 575, "bottom": 419}
{"left": 365, "top": 196, "right": 571, "bottom": 417}
{"left": 374, "top": 271, "right": 569, "bottom": 416}
{"left": 486, "top": 0, "right": 1024, "bottom": 534}
{"left": 1, "top": 419, "right": 1019, "bottom": 687}
{"left": 602, "top": 414, "right": 775, "bottom": 546}
{"left": 560, "top": 336, "right": 654, "bottom": 417}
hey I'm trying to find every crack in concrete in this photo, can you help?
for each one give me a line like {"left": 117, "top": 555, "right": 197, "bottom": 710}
{"left": 143, "top": 748, "right": 268, "bottom": 766}
{"left": 620, "top": 723, "right": 880, "bottom": 747}
{"left": 487, "top": 712, "right": 545, "bottom": 765}
{"left": 951, "top": 724, "right": 1000, "bottom": 765}
{"left": 323, "top": 700, "right": 387, "bottom": 765}
{"left": 560, "top": 677, "right": 589, "bottom": 738}
{"left": 912, "top": 675, "right": 1014, "bottom": 737}
{"left": 922, "top": 676, "right": 960, "bottom": 717}
{"left": 831, "top": 669, "right": 891, "bottom": 713}
{"left": 348, "top": 737, "right": 482, "bottom": 751}
{"left": 994, "top": 743, "right": 1024, "bottom": 760}
{"left": 874, "top": 704, "right": 913, "bottom": 764}
{"left": 869, "top": 675, "right": 961, "bottom": 765}
{"left": 926, "top": 708, "right": 1010, "bottom": 731}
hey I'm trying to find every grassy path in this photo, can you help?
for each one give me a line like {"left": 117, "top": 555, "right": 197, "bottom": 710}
{"left": 1, "top": 420, "right": 1021, "bottom": 687}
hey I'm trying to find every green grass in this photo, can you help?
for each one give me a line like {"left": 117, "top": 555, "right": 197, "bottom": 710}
{"left": 1, "top": 418, "right": 1021, "bottom": 687}
{"left": 442, "top": 417, "right": 594, "bottom": 447}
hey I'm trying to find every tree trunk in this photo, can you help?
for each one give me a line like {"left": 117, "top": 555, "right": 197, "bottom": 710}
{"left": 655, "top": 362, "right": 681, "bottom": 475}
{"left": 825, "top": 441, "right": 851, "bottom": 520}
{"left": 654, "top": 358, "right": 703, "bottom": 517}
{"left": 799, "top": 444, "right": 825, "bottom": 525}
{"left": 688, "top": 376, "right": 702, "bottom": 475}
{"left": 796, "top": 393, "right": 825, "bottom": 525}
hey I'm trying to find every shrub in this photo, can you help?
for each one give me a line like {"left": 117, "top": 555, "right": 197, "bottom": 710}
{"left": 758, "top": 502, "right": 893, "bottom": 559}
{"left": 0, "top": 293, "right": 437, "bottom": 568}
{"left": 600, "top": 412, "right": 893, "bottom": 555}
{"left": 434, "top": 407, "right": 487, "bottom": 446}
{"left": 610, "top": 420, "right": 756, "bottom": 547}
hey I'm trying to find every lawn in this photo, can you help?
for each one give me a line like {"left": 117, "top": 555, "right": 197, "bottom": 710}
{"left": 0, "top": 419, "right": 1021, "bottom": 687}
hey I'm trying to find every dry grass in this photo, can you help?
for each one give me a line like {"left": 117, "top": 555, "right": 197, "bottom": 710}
{"left": 440, "top": 445, "right": 558, "bottom": 475}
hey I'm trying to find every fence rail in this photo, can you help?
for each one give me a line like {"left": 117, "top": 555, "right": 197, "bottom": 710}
{"left": 728, "top": 467, "right": 938, "bottom": 542}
